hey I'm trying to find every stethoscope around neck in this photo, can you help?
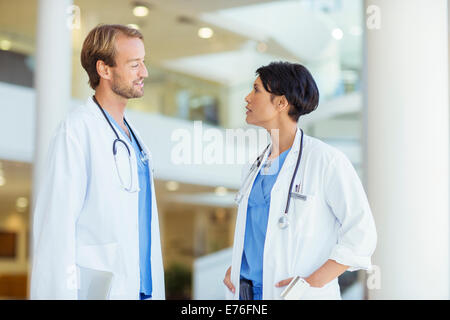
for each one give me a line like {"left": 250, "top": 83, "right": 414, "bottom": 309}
{"left": 234, "top": 129, "right": 305, "bottom": 229}
{"left": 92, "top": 96, "right": 149, "bottom": 193}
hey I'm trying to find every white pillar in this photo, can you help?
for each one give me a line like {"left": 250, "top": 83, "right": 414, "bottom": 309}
{"left": 365, "top": 0, "right": 449, "bottom": 299}
{"left": 30, "top": 0, "right": 73, "bottom": 296}
{"left": 448, "top": 0, "right": 450, "bottom": 297}
{"left": 33, "top": 0, "right": 73, "bottom": 193}
{"left": 71, "top": 9, "right": 96, "bottom": 101}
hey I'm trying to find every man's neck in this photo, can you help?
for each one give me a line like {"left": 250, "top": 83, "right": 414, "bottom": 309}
{"left": 94, "top": 86, "right": 128, "bottom": 126}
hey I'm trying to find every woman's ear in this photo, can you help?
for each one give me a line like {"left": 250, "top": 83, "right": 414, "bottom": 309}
{"left": 96, "top": 60, "right": 112, "bottom": 81}
{"left": 276, "top": 95, "right": 290, "bottom": 112}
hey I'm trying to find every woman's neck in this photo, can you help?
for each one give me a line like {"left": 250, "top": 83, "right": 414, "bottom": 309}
{"left": 268, "top": 122, "right": 298, "bottom": 159}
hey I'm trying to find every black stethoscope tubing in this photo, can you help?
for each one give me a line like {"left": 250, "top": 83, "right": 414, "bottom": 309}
{"left": 92, "top": 96, "right": 145, "bottom": 158}
{"left": 249, "top": 128, "right": 304, "bottom": 215}
{"left": 284, "top": 128, "right": 304, "bottom": 214}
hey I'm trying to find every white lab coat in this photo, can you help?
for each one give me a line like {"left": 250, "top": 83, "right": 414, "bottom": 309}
{"left": 30, "top": 97, "right": 165, "bottom": 300}
{"left": 226, "top": 128, "right": 377, "bottom": 300}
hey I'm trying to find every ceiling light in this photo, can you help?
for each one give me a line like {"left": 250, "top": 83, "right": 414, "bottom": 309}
{"left": 16, "top": 197, "right": 29, "bottom": 209}
{"left": 349, "top": 26, "right": 363, "bottom": 36}
{"left": 0, "top": 176, "right": 5, "bottom": 186}
{"left": 133, "top": 5, "right": 149, "bottom": 17}
{"left": 198, "top": 27, "right": 214, "bottom": 39}
{"left": 127, "top": 24, "right": 140, "bottom": 30}
{"left": 215, "top": 208, "right": 227, "bottom": 222}
{"left": 257, "top": 42, "right": 268, "bottom": 53}
{"left": 166, "top": 181, "right": 179, "bottom": 191}
{"left": 331, "top": 28, "right": 344, "bottom": 40}
{"left": 0, "top": 40, "right": 11, "bottom": 51}
{"left": 215, "top": 186, "right": 228, "bottom": 196}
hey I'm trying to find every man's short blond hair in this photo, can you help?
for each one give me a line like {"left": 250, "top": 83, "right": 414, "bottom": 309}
{"left": 81, "top": 24, "right": 143, "bottom": 89}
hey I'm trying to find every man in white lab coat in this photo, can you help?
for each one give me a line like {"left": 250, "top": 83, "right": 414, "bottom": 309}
{"left": 30, "top": 24, "right": 165, "bottom": 300}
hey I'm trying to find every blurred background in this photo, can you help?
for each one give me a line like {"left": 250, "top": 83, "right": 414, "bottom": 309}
{"left": 0, "top": 0, "right": 448, "bottom": 300}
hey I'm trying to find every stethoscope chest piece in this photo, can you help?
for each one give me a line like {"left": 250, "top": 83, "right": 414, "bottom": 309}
{"left": 278, "top": 214, "right": 289, "bottom": 229}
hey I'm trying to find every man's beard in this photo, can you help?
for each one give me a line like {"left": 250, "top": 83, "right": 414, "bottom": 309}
{"left": 111, "top": 72, "right": 144, "bottom": 99}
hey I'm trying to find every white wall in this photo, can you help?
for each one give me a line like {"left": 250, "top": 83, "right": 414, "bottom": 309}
{"left": 0, "top": 83, "right": 36, "bottom": 163}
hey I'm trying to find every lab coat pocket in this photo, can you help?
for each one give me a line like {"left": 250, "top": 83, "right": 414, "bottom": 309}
{"left": 302, "top": 280, "right": 341, "bottom": 300}
{"left": 76, "top": 243, "right": 120, "bottom": 299}
{"left": 290, "top": 193, "right": 318, "bottom": 238}
{"left": 76, "top": 242, "right": 127, "bottom": 297}
{"left": 76, "top": 242, "right": 119, "bottom": 272}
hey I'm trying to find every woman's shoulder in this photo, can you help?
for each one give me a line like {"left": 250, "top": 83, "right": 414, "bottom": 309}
{"left": 303, "top": 134, "right": 350, "bottom": 166}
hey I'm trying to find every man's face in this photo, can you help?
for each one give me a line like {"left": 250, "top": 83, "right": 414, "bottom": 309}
{"left": 110, "top": 35, "right": 148, "bottom": 99}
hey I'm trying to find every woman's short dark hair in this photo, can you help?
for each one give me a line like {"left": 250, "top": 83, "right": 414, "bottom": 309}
{"left": 256, "top": 61, "right": 319, "bottom": 122}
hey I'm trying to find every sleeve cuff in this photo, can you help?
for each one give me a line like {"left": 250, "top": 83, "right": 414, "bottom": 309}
{"left": 329, "top": 244, "right": 373, "bottom": 272}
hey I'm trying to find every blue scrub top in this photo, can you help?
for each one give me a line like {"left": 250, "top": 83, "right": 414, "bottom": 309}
{"left": 103, "top": 111, "right": 153, "bottom": 298}
{"left": 240, "top": 148, "right": 291, "bottom": 290}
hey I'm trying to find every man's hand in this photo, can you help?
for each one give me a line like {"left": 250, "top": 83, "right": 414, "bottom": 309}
{"left": 223, "top": 266, "right": 235, "bottom": 293}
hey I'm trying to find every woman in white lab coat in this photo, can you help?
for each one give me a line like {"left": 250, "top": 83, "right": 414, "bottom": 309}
{"left": 223, "top": 61, "right": 377, "bottom": 300}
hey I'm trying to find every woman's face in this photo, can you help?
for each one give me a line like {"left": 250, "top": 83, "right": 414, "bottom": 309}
{"left": 244, "top": 77, "right": 280, "bottom": 127}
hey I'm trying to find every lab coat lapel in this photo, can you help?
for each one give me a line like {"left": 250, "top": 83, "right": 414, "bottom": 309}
{"left": 124, "top": 119, "right": 154, "bottom": 173}
{"left": 244, "top": 145, "right": 271, "bottom": 200}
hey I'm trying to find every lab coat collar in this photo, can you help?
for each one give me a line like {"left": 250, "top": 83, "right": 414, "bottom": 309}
{"left": 291, "top": 127, "right": 302, "bottom": 155}
{"left": 262, "top": 127, "right": 303, "bottom": 178}
{"left": 282, "top": 127, "right": 303, "bottom": 168}
{"left": 86, "top": 97, "right": 153, "bottom": 167}
{"left": 84, "top": 96, "right": 136, "bottom": 153}
{"left": 85, "top": 96, "right": 108, "bottom": 122}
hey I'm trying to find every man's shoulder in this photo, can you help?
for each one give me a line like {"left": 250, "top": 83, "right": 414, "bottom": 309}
{"left": 56, "top": 101, "right": 96, "bottom": 138}
{"left": 66, "top": 101, "right": 94, "bottom": 123}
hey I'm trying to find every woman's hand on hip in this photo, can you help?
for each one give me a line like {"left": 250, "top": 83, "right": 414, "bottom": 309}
{"left": 275, "top": 277, "right": 294, "bottom": 288}
{"left": 223, "top": 266, "right": 235, "bottom": 293}
{"left": 276, "top": 259, "right": 349, "bottom": 289}
{"left": 275, "top": 277, "right": 318, "bottom": 288}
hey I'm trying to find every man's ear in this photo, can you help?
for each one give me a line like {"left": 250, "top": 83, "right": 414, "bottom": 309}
{"left": 96, "top": 60, "right": 112, "bottom": 81}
